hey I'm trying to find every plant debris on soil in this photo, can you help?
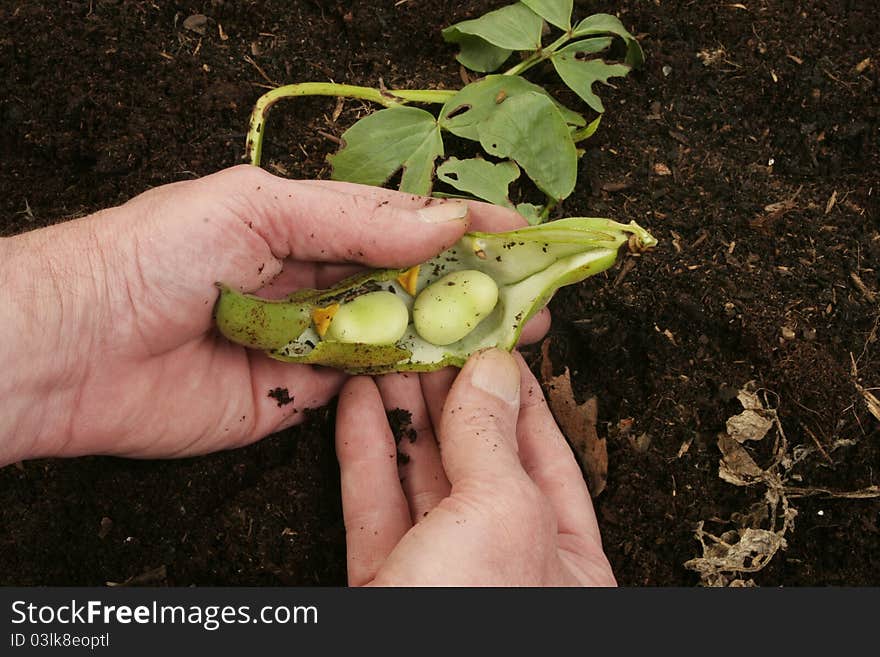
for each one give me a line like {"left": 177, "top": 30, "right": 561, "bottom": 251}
{"left": 1, "top": 1, "right": 878, "bottom": 586}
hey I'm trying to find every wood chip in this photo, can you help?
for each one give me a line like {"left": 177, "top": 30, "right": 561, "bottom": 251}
{"left": 182, "top": 14, "right": 208, "bottom": 35}
{"left": 856, "top": 384, "right": 880, "bottom": 422}
{"left": 668, "top": 130, "right": 690, "bottom": 145}
{"left": 824, "top": 189, "right": 837, "bottom": 214}
{"left": 850, "top": 272, "right": 877, "bottom": 303}
{"left": 785, "top": 485, "right": 880, "bottom": 499}
{"left": 677, "top": 437, "right": 694, "bottom": 458}
{"left": 601, "top": 181, "right": 632, "bottom": 193}
{"left": 106, "top": 565, "right": 168, "bottom": 587}
{"left": 331, "top": 96, "right": 344, "bottom": 123}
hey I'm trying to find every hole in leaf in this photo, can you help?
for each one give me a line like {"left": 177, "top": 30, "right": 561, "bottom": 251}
{"left": 445, "top": 172, "right": 459, "bottom": 181}
{"left": 386, "top": 167, "right": 406, "bottom": 192}
{"left": 445, "top": 104, "right": 472, "bottom": 120}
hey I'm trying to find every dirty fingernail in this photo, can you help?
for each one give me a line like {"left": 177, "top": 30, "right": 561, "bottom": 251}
{"left": 417, "top": 200, "right": 469, "bottom": 223}
{"left": 470, "top": 348, "right": 520, "bottom": 405}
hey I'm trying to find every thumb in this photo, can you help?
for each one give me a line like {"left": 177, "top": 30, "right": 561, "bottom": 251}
{"left": 438, "top": 348, "right": 524, "bottom": 485}
{"left": 204, "top": 165, "right": 470, "bottom": 268}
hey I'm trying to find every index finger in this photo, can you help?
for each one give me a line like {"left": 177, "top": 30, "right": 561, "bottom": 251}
{"left": 202, "top": 166, "right": 470, "bottom": 268}
{"left": 297, "top": 179, "right": 528, "bottom": 232}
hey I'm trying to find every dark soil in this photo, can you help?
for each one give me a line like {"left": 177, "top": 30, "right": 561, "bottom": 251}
{"left": 1, "top": 0, "right": 878, "bottom": 586}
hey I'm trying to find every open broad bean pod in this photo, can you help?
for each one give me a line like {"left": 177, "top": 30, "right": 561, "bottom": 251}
{"left": 214, "top": 218, "right": 657, "bottom": 374}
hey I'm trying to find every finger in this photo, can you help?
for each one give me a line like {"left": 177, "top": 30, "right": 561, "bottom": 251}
{"left": 419, "top": 310, "right": 549, "bottom": 430}
{"left": 512, "top": 352, "right": 602, "bottom": 543}
{"left": 438, "top": 348, "right": 526, "bottom": 485}
{"left": 375, "top": 373, "right": 451, "bottom": 522}
{"left": 206, "top": 165, "right": 470, "bottom": 267}
{"left": 335, "top": 376, "right": 412, "bottom": 586}
{"left": 253, "top": 261, "right": 317, "bottom": 299}
{"left": 298, "top": 179, "right": 527, "bottom": 233}
{"left": 244, "top": 349, "right": 346, "bottom": 434}
{"left": 252, "top": 260, "right": 365, "bottom": 300}
{"left": 420, "top": 366, "right": 458, "bottom": 433}
{"left": 518, "top": 307, "right": 551, "bottom": 346}
{"left": 315, "top": 263, "right": 366, "bottom": 288}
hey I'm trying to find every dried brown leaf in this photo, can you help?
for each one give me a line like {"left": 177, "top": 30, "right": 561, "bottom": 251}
{"left": 540, "top": 340, "right": 607, "bottom": 497}
{"left": 717, "top": 433, "right": 765, "bottom": 485}
{"left": 726, "top": 409, "right": 774, "bottom": 443}
{"left": 684, "top": 523, "right": 788, "bottom": 587}
{"left": 856, "top": 383, "right": 880, "bottom": 421}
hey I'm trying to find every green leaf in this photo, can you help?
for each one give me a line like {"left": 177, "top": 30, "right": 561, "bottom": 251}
{"left": 583, "top": 115, "right": 602, "bottom": 139}
{"left": 572, "top": 13, "right": 645, "bottom": 68}
{"left": 575, "top": 115, "right": 602, "bottom": 141}
{"left": 437, "top": 157, "right": 520, "bottom": 208}
{"left": 442, "top": 3, "right": 544, "bottom": 52}
{"left": 475, "top": 92, "right": 577, "bottom": 201}
{"left": 440, "top": 75, "right": 585, "bottom": 142}
{"left": 521, "top": 0, "right": 572, "bottom": 30}
{"left": 551, "top": 38, "right": 632, "bottom": 113}
{"left": 328, "top": 106, "right": 443, "bottom": 195}
{"left": 516, "top": 202, "right": 544, "bottom": 225}
{"left": 446, "top": 34, "right": 512, "bottom": 73}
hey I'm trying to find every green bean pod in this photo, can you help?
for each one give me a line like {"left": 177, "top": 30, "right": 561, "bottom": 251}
{"left": 214, "top": 217, "right": 657, "bottom": 373}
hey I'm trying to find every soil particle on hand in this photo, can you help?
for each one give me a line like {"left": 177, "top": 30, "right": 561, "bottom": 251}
{"left": 387, "top": 408, "right": 417, "bottom": 466}
{"left": 267, "top": 387, "right": 294, "bottom": 407}
{"left": 386, "top": 408, "right": 417, "bottom": 445}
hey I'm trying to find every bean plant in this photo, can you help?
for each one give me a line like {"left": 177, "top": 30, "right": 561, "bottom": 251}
{"left": 217, "top": 2, "right": 656, "bottom": 373}
{"left": 245, "top": 1, "right": 644, "bottom": 222}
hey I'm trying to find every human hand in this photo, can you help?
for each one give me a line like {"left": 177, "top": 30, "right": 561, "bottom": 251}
{"left": 335, "top": 348, "right": 616, "bottom": 586}
{"left": 0, "top": 165, "right": 535, "bottom": 465}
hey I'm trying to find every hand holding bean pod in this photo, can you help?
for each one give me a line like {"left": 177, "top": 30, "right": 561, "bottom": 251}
{"left": 214, "top": 217, "right": 657, "bottom": 374}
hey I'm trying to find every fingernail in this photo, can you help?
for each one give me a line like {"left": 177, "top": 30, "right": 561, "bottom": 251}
{"left": 470, "top": 349, "right": 520, "bottom": 404}
{"left": 417, "top": 200, "right": 469, "bottom": 223}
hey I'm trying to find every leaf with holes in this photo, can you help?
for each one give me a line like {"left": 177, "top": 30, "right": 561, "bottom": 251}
{"left": 440, "top": 75, "right": 585, "bottom": 144}
{"left": 328, "top": 106, "right": 443, "bottom": 195}
{"left": 437, "top": 157, "right": 520, "bottom": 208}
{"left": 476, "top": 92, "right": 577, "bottom": 201}
{"left": 521, "top": 0, "right": 573, "bottom": 30}
{"left": 516, "top": 202, "right": 544, "bottom": 225}
{"left": 572, "top": 13, "right": 644, "bottom": 68}
{"left": 551, "top": 38, "right": 632, "bottom": 113}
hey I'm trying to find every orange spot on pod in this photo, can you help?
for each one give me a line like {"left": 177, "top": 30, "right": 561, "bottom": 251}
{"left": 312, "top": 303, "right": 340, "bottom": 338}
{"left": 396, "top": 265, "right": 421, "bottom": 296}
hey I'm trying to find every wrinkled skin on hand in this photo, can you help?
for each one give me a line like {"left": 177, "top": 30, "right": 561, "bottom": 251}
{"left": 336, "top": 349, "right": 617, "bottom": 587}
{"left": 0, "top": 165, "right": 548, "bottom": 465}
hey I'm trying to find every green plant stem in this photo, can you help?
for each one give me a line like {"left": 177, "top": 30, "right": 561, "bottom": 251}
{"left": 502, "top": 32, "right": 572, "bottom": 77}
{"left": 246, "top": 83, "right": 455, "bottom": 166}
{"left": 539, "top": 198, "right": 558, "bottom": 222}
